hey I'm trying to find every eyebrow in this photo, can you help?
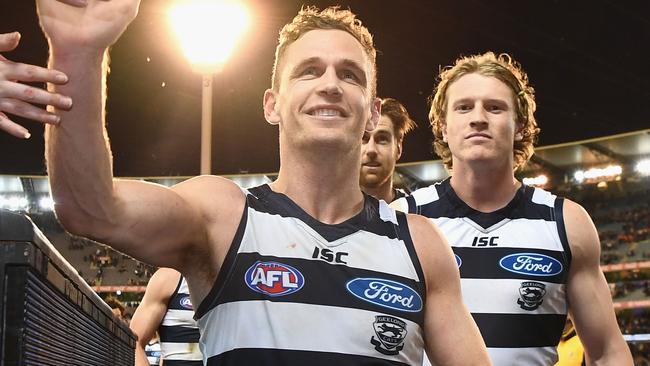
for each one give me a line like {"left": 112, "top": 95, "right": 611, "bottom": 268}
{"left": 451, "top": 97, "right": 510, "bottom": 106}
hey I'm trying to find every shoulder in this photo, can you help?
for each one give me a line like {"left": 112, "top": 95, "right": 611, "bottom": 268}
{"left": 172, "top": 175, "right": 247, "bottom": 222}
{"left": 146, "top": 268, "right": 182, "bottom": 298}
{"left": 406, "top": 214, "right": 458, "bottom": 286}
{"left": 562, "top": 199, "right": 601, "bottom": 265}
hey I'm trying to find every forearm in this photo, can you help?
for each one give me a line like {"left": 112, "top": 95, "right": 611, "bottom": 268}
{"left": 45, "top": 48, "right": 117, "bottom": 238}
{"left": 135, "top": 343, "right": 151, "bottom": 366}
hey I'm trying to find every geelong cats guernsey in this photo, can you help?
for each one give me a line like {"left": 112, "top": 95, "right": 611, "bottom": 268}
{"left": 396, "top": 178, "right": 571, "bottom": 366}
{"left": 159, "top": 276, "right": 203, "bottom": 365}
{"left": 195, "top": 184, "right": 426, "bottom": 366}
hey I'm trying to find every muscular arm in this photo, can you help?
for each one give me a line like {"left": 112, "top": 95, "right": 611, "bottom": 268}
{"left": 408, "top": 214, "right": 491, "bottom": 365}
{"left": 564, "top": 199, "right": 633, "bottom": 365}
{"left": 36, "top": 1, "right": 244, "bottom": 277}
{"left": 130, "top": 268, "right": 181, "bottom": 366}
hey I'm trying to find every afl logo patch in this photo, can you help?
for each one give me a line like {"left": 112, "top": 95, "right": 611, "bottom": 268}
{"left": 346, "top": 278, "right": 422, "bottom": 312}
{"left": 244, "top": 261, "right": 305, "bottom": 297}
{"left": 179, "top": 296, "right": 193, "bottom": 310}
{"left": 455, "top": 254, "right": 462, "bottom": 268}
{"left": 499, "top": 253, "right": 563, "bottom": 276}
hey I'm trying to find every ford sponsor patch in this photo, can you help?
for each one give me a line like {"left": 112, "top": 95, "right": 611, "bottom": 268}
{"left": 455, "top": 254, "right": 462, "bottom": 268}
{"left": 179, "top": 295, "right": 193, "bottom": 310}
{"left": 244, "top": 261, "right": 305, "bottom": 297}
{"left": 346, "top": 278, "right": 422, "bottom": 312}
{"left": 499, "top": 253, "right": 563, "bottom": 276}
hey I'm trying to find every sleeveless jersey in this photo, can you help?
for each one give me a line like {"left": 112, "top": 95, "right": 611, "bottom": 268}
{"left": 195, "top": 184, "right": 426, "bottom": 366}
{"left": 159, "top": 276, "right": 203, "bottom": 365}
{"left": 395, "top": 178, "right": 571, "bottom": 365}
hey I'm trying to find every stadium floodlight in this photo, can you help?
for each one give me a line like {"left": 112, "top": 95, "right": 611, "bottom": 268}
{"left": 522, "top": 174, "right": 548, "bottom": 187}
{"left": 169, "top": 0, "right": 250, "bottom": 175}
{"left": 574, "top": 164, "right": 622, "bottom": 183}
{"left": 636, "top": 158, "right": 650, "bottom": 175}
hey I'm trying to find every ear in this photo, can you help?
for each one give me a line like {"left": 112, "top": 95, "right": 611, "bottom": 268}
{"left": 263, "top": 89, "right": 281, "bottom": 125}
{"left": 366, "top": 97, "right": 381, "bottom": 132}
{"left": 514, "top": 122, "right": 524, "bottom": 141}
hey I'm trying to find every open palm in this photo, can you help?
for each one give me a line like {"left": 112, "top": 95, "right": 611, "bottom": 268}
{"left": 37, "top": 0, "right": 140, "bottom": 53}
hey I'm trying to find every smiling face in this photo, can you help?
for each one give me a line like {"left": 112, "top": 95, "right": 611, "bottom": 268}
{"left": 263, "top": 29, "right": 379, "bottom": 153}
{"left": 443, "top": 73, "right": 523, "bottom": 168}
{"left": 360, "top": 115, "right": 401, "bottom": 189}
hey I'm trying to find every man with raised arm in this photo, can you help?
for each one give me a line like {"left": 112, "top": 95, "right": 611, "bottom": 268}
{"left": 3, "top": 1, "right": 491, "bottom": 364}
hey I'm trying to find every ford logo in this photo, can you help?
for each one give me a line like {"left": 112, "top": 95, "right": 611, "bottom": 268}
{"left": 179, "top": 296, "right": 193, "bottom": 310}
{"left": 499, "top": 253, "right": 563, "bottom": 276}
{"left": 245, "top": 261, "right": 305, "bottom": 297}
{"left": 346, "top": 278, "right": 422, "bottom": 312}
{"left": 455, "top": 254, "right": 462, "bottom": 268}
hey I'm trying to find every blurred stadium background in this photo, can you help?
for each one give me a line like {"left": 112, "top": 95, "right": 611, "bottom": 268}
{"left": 1, "top": 128, "right": 648, "bottom": 363}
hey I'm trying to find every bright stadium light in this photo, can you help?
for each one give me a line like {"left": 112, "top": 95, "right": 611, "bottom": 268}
{"left": 636, "top": 158, "right": 650, "bottom": 175}
{"left": 39, "top": 196, "right": 55, "bottom": 211}
{"left": 169, "top": 0, "right": 250, "bottom": 175}
{"left": 522, "top": 174, "right": 548, "bottom": 187}
{"left": 574, "top": 164, "right": 622, "bottom": 183}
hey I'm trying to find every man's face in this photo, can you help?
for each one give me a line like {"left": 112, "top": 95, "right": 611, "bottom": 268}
{"left": 264, "top": 29, "right": 380, "bottom": 151}
{"left": 443, "top": 73, "right": 522, "bottom": 168}
{"left": 360, "top": 115, "right": 401, "bottom": 189}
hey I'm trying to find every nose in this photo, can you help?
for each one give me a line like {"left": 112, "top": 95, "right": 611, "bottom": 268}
{"left": 317, "top": 67, "right": 343, "bottom": 97}
{"left": 469, "top": 103, "right": 488, "bottom": 130}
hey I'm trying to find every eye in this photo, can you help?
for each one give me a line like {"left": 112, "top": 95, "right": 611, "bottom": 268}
{"left": 377, "top": 135, "right": 391, "bottom": 144}
{"left": 455, "top": 104, "right": 472, "bottom": 112}
{"left": 487, "top": 104, "right": 502, "bottom": 113}
{"left": 362, "top": 132, "right": 370, "bottom": 143}
{"left": 341, "top": 69, "right": 360, "bottom": 82}
{"left": 302, "top": 67, "right": 318, "bottom": 76}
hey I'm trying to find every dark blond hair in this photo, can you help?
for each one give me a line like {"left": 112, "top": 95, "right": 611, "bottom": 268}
{"left": 272, "top": 6, "right": 377, "bottom": 97}
{"left": 430, "top": 52, "right": 540, "bottom": 170}
{"left": 381, "top": 98, "right": 417, "bottom": 142}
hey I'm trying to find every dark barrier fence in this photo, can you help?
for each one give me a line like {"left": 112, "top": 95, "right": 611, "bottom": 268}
{"left": 0, "top": 209, "right": 135, "bottom": 365}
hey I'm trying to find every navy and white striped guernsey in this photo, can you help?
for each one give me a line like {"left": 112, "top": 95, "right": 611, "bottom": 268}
{"left": 159, "top": 276, "right": 203, "bottom": 365}
{"left": 194, "top": 184, "right": 427, "bottom": 366}
{"left": 394, "top": 178, "right": 571, "bottom": 366}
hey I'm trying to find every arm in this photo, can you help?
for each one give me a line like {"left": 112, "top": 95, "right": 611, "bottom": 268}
{"left": 0, "top": 31, "right": 72, "bottom": 138}
{"left": 130, "top": 268, "right": 181, "bottom": 366}
{"left": 563, "top": 199, "right": 633, "bottom": 365}
{"left": 36, "top": 1, "right": 245, "bottom": 274}
{"left": 408, "top": 214, "right": 491, "bottom": 365}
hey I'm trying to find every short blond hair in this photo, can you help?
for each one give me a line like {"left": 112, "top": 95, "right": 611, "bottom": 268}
{"left": 430, "top": 52, "right": 540, "bottom": 170}
{"left": 271, "top": 6, "right": 377, "bottom": 97}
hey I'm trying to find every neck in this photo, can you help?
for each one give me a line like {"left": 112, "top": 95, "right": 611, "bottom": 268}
{"left": 271, "top": 142, "right": 365, "bottom": 224}
{"left": 450, "top": 159, "right": 520, "bottom": 212}
{"left": 362, "top": 179, "right": 394, "bottom": 203}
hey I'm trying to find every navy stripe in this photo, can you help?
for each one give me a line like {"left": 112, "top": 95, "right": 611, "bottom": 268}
{"left": 206, "top": 348, "right": 411, "bottom": 366}
{"left": 554, "top": 198, "right": 572, "bottom": 273}
{"left": 405, "top": 195, "right": 417, "bottom": 214}
{"left": 395, "top": 212, "right": 426, "bottom": 304}
{"left": 247, "top": 185, "right": 399, "bottom": 241}
{"left": 418, "top": 180, "right": 557, "bottom": 229}
{"left": 159, "top": 325, "right": 201, "bottom": 343}
{"left": 454, "top": 247, "right": 568, "bottom": 283}
{"left": 164, "top": 360, "right": 202, "bottom": 366}
{"left": 195, "top": 202, "right": 249, "bottom": 320}
{"left": 212, "top": 252, "right": 425, "bottom": 324}
{"left": 472, "top": 313, "right": 566, "bottom": 348}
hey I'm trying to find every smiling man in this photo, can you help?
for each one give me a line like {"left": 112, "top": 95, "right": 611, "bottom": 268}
{"left": 360, "top": 98, "right": 416, "bottom": 203}
{"left": 18, "top": 1, "right": 490, "bottom": 365}
{"left": 392, "top": 52, "right": 632, "bottom": 365}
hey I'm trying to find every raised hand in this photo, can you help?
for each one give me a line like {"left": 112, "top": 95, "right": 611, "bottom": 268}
{"left": 37, "top": 0, "right": 140, "bottom": 55}
{"left": 0, "top": 32, "right": 72, "bottom": 138}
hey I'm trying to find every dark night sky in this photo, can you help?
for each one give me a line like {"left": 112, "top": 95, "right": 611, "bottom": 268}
{"left": 1, "top": 0, "right": 649, "bottom": 176}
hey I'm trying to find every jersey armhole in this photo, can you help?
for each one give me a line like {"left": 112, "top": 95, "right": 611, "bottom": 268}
{"left": 554, "top": 197, "right": 572, "bottom": 274}
{"left": 396, "top": 212, "right": 427, "bottom": 307}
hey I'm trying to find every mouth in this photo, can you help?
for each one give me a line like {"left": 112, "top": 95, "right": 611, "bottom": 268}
{"left": 362, "top": 162, "right": 381, "bottom": 168}
{"left": 466, "top": 133, "right": 491, "bottom": 139}
{"left": 305, "top": 105, "right": 348, "bottom": 118}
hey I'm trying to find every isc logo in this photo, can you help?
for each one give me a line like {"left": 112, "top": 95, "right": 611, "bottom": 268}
{"left": 244, "top": 261, "right": 305, "bottom": 297}
{"left": 471, "top": 236, "right": 499, "bottom": 247}
{"left": 312, "top": 247, "right": 348, "bottom": 264}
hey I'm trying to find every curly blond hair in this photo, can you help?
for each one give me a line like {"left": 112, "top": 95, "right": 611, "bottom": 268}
{"left": 271, "top": 6, "right": 377, "bottom": 97}
{"left": 429, "top": 52, "right": 540, "bottom": 171}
